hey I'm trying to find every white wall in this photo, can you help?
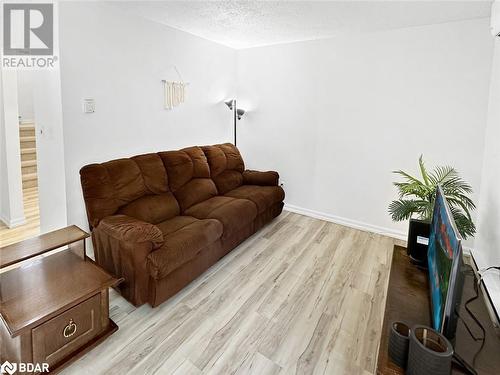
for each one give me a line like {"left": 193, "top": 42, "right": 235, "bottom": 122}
{"left": 236, "top": 18, "right": 493, "bottom": 240}
{"left": 59, "top": 2, "right": 237, "bottom": 231}
{"left": 17, "top": 72, "right": 35, "bottom": 122}
{"left": 0, "top": 70, "right": 25, "bottom": 229}
{"left": 32, "top": 68, "right": 68, "bottom": 234}
{"left": 0, "top": 70, "right": 11, "bottom": 229}
{"left": 474, "top": 38, "right": 500, "bottom": 317}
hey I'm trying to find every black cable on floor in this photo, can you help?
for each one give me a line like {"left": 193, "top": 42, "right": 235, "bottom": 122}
{"left": 461, "top": 264, "right": 500, "bottom": 367}
{"left": 456, "top": 308, "right": 482, "bottom": 342}
{"left": 449, "top": 265, "right": 499, "bottom": 371}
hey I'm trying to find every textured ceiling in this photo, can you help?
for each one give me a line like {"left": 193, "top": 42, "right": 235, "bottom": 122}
{"left": 116, "top": 1, "right": 492, "bottom": 49}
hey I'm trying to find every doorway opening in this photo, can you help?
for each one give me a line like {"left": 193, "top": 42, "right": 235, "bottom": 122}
{"left": 0, "top": 71, "right": 40, "bottom": 246}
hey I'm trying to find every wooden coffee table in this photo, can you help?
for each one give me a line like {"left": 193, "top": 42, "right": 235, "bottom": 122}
{"left": 0, "top": 226, "right": 122, "bottom": 373}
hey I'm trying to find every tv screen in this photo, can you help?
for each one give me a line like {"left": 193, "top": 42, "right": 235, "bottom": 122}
{"left": 428, "top": 185, "right": 463, "bottom": 338}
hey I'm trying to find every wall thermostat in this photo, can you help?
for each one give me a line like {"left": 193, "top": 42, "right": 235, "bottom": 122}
{"left": 83, "top": 98, "right": 95, "bottom": 113}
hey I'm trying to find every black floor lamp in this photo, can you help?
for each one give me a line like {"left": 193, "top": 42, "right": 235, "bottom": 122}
{"left": 225, "top": 99, "right": 245, "bottom": 146}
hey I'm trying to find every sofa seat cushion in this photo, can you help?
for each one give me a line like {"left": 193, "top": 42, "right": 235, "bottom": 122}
{"left": 184, "top": 196, "right": 257, "bottom": 237}
{"left": 156, "top": 215, "right": 198, "bottom": 235}
{"left": 224, "top": 185, "right": 285, "bottom": 214}
{"left": 147, "top": 216, "right": 223, "bottom": 279}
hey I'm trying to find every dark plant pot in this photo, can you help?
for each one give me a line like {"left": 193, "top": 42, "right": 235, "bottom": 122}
{"left": 388, "top": 321, "right": 411, "bottom": 368}
{"left": 407, "top": 325, "right": 453, "bottom": 375}
{"left": 407, "top": 219, "right": 430, "bottom": 268}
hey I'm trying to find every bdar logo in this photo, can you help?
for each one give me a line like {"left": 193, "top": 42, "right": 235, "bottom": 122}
{"left": 3, "top": 3, "right": 54, "bottom": 56}
{"left": 0, "top": 361, "right": 17, "bottom": 375}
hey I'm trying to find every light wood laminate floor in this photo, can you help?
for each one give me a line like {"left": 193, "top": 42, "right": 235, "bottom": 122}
{"left": 62, "top": 212, "right": 398, "bottom": 375}
{"left": 0, "top": 187, "right": 40, "bottom": 247}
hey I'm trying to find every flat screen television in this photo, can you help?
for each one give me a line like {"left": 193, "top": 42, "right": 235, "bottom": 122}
{"left": 427, "top": 185, "right": 465, "bottom": 340}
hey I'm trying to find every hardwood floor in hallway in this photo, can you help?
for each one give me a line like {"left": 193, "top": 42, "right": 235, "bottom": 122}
{"left": 61, "top": 212, "right": 397, "bottom": 375}
{"left": 0, "top": 187, "right": 40, "bottom": 247}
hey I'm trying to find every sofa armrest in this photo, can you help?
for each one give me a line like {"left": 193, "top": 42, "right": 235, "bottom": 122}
{"left": 97, "top": 215, "right": 164, "bottom": 249}
{"left": 92, "top": 215, "right": 164, "bottom": 306}
{"left": 243, "top": 170, "right": 279, "bottom": 186}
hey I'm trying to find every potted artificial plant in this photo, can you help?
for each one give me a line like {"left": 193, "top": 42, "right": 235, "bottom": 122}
{"left": 388, "top": 156, "right": 476, "bottom": 267}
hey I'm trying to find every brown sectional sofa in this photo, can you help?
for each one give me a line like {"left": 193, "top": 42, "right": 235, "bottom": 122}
{"left": 80, "top": 143, "right": 284, "bottom": 307}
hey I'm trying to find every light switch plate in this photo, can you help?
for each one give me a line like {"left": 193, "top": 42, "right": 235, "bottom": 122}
{"left": 83, "top": 98, "right": 95, "bottom": 113}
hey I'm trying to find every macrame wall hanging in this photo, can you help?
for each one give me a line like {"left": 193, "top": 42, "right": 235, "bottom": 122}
{"left": 162, "top": 66, "right": 189, "bottom": 110}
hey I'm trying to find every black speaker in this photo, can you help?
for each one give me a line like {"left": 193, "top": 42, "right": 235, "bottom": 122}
{"left": 407, "top": 219, "right": 430, "bottom": 268}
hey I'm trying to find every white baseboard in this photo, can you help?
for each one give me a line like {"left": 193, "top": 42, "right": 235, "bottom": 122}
{"left": 283, "top": 203, "right": 407, "bottom": 241}
{"left": 0, "top": 213, "right": 26, "bottom": 228}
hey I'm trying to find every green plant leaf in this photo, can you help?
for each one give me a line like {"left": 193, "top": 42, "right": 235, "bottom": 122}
{"left": 393, "top": 181, "right": 430, "bottom": 199}
{"left": 419, "top": 155, "right": 431, "bottom": 186}
{"left": 429, "top": 165, "right": 458, "bottom": 185}
{"left": 388, "top": 199, "right": 432, "bottom": 222}
{"left": 389, "top": 155, "right": 476, "bottom": 238}
{"left": 449, "top": 206, "right": 476, "bottom": 239}
{"left": 392, "top": 170, "right": 423, "bottom": 185}
{"left": 445, "top": 196, "right": 475, "bottom": 221}
{"left": 441, "top": 176, "right": 473, "bottom": 194}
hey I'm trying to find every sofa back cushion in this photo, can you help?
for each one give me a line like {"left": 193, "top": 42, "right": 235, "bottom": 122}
{"left": 80, "top": 153, "right": 179, "bottom": 228}
{"left": 202, "top": 143, "right": 245, "bottom": 194}
{"left": 159, "top": 146, "right": 217, "bottom": 212}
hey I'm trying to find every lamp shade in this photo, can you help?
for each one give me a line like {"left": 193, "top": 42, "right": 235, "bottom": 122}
{"left": 237, "top": 108, "right": 245, "bottom": 120}
{"left": 225, "top": 99, "right": 234, "bottom": 110}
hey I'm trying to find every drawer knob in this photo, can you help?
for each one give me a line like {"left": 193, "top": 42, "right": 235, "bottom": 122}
{"left": 63, "top": 319, "right": 77, "bottom": 338}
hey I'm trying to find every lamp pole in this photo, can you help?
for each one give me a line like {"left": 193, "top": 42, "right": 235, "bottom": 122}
{"left": 225, "top": 99, "right": 244, "bottom": 146}
{"left": 233, "top": 99, "right": 237, "bottom": 146}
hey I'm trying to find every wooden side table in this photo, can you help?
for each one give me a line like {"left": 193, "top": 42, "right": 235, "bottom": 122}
{"left": 0, "top": 226, "right": 122, "bottom": 374}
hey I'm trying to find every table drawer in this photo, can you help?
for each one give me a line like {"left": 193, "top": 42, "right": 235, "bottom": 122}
{"left": 32, "top": 294, "right": 102, "bottom": 366}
